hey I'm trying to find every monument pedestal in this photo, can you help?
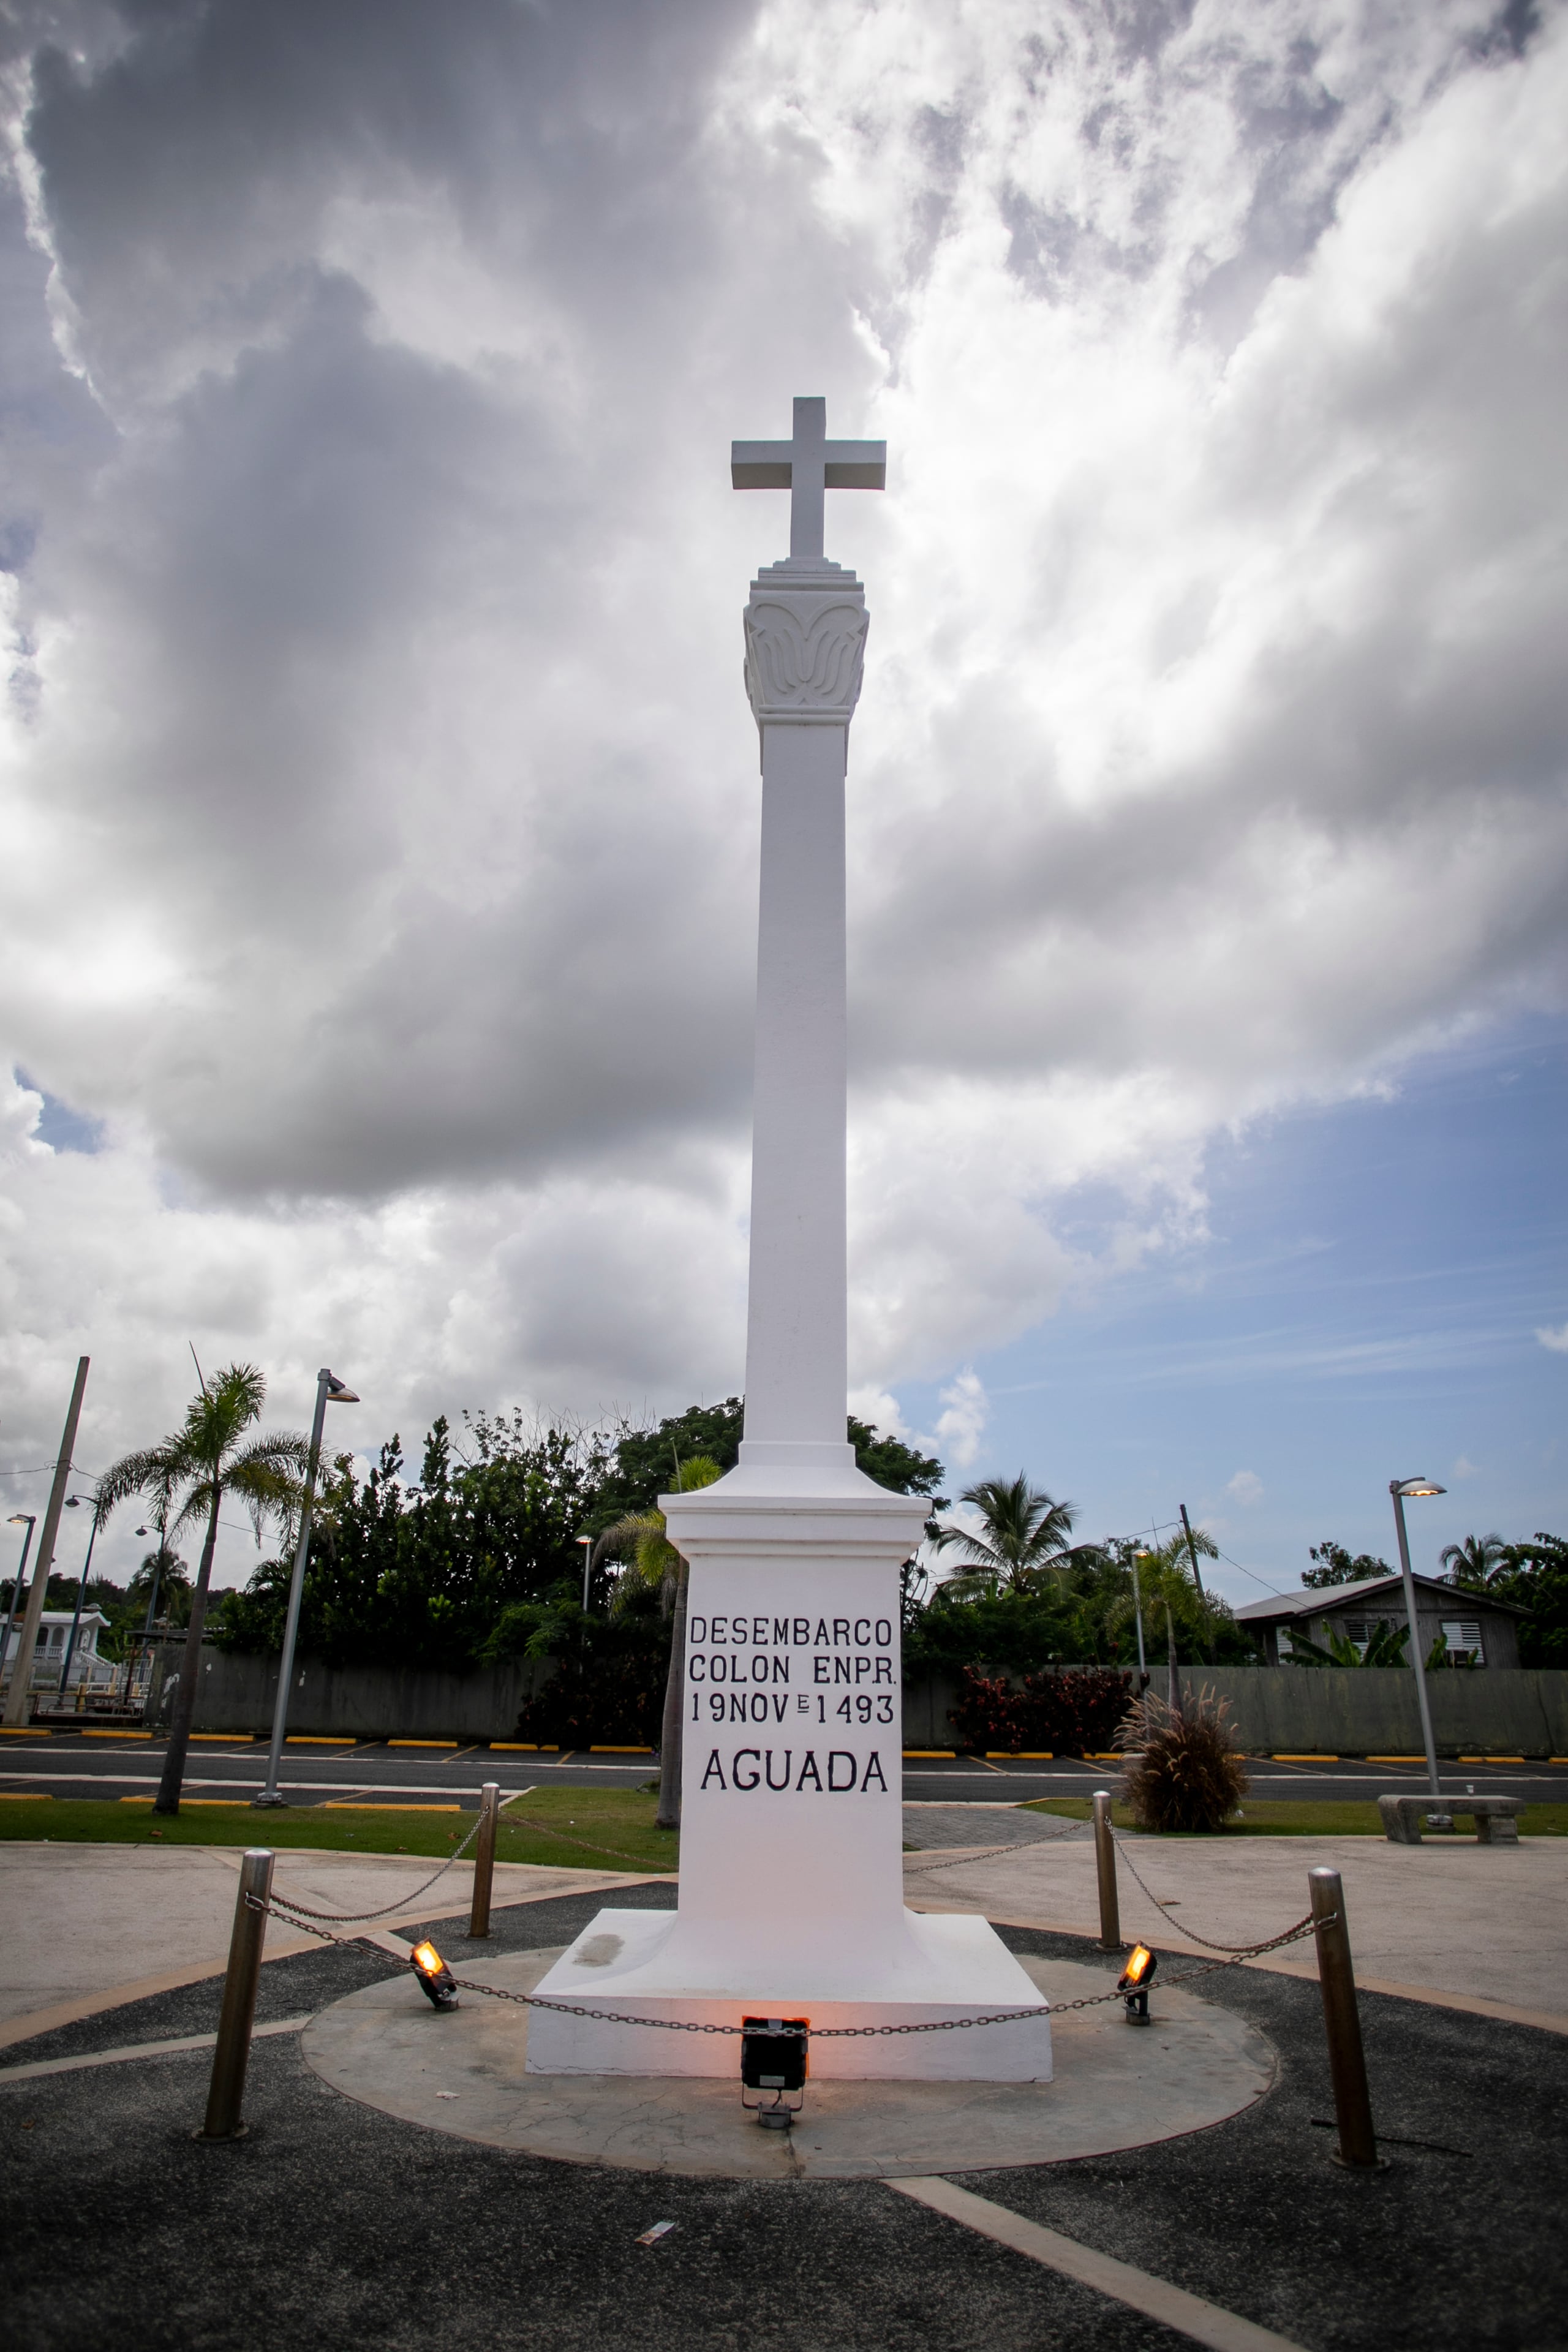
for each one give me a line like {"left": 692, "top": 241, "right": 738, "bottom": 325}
{"left": 527, "top": 1463, "right": 1051, "bottom": 2082}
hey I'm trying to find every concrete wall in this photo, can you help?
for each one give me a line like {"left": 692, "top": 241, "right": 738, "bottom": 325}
{"left": 1188, "top": 1666, "right": 1568, "bottom": 1756}
{"left": 178, "top": 1646, "right": 1568, "bottom": 1754}
{"left": 183, "top": 1648, "right": 551, "bottom": 1741}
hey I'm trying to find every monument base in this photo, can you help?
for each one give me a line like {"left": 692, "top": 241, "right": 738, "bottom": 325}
{"left": 524, "top": 1906, "right": 1052, "bottom": 2081}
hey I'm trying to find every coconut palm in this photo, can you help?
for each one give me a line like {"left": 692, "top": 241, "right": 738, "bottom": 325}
{"left": 95, "top": 1365, "right": 306, "bottom": 1814}
{"left": 600, "top": 1454, "right": 723, "bottom": 1829}
{"left": 932, "top": 1474, "right": 1080, "bottom": 1600}
{"left": 1439, "top": 1532, "right": 1508, "bottom": 1588}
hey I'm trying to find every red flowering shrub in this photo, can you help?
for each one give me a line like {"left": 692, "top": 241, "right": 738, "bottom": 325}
{"left": 948, "top": 1665, "right": 1136, "bottom": 1755}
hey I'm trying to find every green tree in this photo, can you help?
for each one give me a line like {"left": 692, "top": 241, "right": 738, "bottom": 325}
{"left": 95, "top": 1366, "right": 306, "bottom": 1814}
{"left": 127, "top": 1547, "right": 192, "bottom": 1628}
{"left": 1283, "top": 1619, "right": 1411, "bottom": 1668}
{"left": 216, "top": 1415, "right": 603, "bottom": 1674}
{"left": 1439, "top": 1531, "right": 1507, "bottom": 1585}
{"left": 601, "top": 1455, "right": 725, "bottom": 1828}
{"left": 588, "top": 1400, "right": 945, "bottom": 1531}
{"left": 932, "top": 1475, "right": 1080, "bottom": 1600}
{"left": 1447, "top": 1530, "right": 1568, "bottom": 1668}
{"left": 1303, "top": 1539, "right": 1392, "bottom": 1588}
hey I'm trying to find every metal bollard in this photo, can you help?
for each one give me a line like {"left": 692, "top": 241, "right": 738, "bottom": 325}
{"left": 1309, "top": 1865, "right": 1381, "bottom": 2169}
{"left": 469, "top": 1782, "right": 501, "bottom": 1939}
{"left": 201, "top": 1847, "right": 273, "bottom": 2141}
{"left": 1093, "top": 1791, "right": 1123, "bottom": 1951}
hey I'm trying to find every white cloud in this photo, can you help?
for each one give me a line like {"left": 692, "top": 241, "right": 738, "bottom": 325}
{"left": 1451, "top": 1455, "right": 1481, "bottom": 1478}
{"left": 1225, "top": 1471, "right": 1265, "bottom": 1507}
{"left": 1536, "top": 1324, "right": 1568, "bottom": 1354}
{"left": 930, "top": 1368, "right": 990, "bottom": 1472}
{"left": 1, "top": 1, "right": 1566, "bottom": 1496}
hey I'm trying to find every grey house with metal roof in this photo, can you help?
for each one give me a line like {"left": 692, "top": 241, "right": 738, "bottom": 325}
{"left": 1235, "top": 1575, "right": 1529, "bottom": 1669}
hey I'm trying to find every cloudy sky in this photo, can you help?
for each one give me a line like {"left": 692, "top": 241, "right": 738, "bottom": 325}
{"left": 2, "top": 0, "right": 1564, "bottom": 1602}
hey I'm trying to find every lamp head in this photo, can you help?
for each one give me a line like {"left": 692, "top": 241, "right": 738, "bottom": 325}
{"left": 409, "top": 1940, "right": 459, "bottom": 2010}
{"left": 1117, "top": 1943, "right": 1157, "bottom": 2025}
{"left": 1392, "top": 1478, "right": 1446, "bottom": 1499}
{"left": 325, "top": 1372, "right": 360, "bottom": 1403}
{"left": 8, "top": 1513, "right": 34, "bottom": 1528}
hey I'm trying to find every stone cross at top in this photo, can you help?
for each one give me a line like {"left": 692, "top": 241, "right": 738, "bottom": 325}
{"left": 731, "top": 396, "right": 886, "bottom": 564}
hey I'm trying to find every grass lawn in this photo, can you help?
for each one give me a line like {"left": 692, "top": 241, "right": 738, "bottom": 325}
{"left": 1023, "top": 1795, "right": 1568, "bottom": 1837}
{"left": 0, "top": 1785, "right": 679, "bottom": 1871}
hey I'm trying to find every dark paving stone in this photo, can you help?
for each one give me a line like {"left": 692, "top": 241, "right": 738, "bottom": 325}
{"left": 2, "top": 1898, "right": 1561, "bottom": 2351}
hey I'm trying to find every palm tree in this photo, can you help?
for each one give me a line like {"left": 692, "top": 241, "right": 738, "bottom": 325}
{"left": 600, "top": 1455, "right": 723, "bottom": 1830}
{"left": 932, "top": 1474, "right": 1080, "bottom": 1600}
{"left": 1440, "top": 1532, "right": 1507, "bottom": 1589}
{"left": 96, "top": 1365, "right": 306, "bottom": 1814}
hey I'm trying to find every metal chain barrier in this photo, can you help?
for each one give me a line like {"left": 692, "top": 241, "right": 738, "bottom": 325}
{"left": 247, "top": 1888, "right": 1326, "bottom": 2037}
{"left": 1108, "top": 1828, "right": 1314, "bottom": 1957}
{"left": 260, "top": 1811, "right": 484, "bottom": 1924}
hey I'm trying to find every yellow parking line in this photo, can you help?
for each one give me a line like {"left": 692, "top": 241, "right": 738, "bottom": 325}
{"left": 387, "top": 1739, "right": 458, "bottom": 1749}
{"left": 322, "top": 1801, "right": 461, "bottom": 1812}
{"left": 286, "top": 1735, "right": 358, "bottom": 1745}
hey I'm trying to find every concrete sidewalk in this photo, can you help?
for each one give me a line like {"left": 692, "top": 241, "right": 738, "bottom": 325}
{"left": 903, "top": 1824, "right": 1568, "bottom": 2021}
{"left": 0, "top": 1843, "right": 657, "bottom": 2041}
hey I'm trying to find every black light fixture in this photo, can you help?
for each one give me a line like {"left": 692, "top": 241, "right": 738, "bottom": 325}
{"left": 1118, "top": 1943, "right": 1157, "bottom": 2026}
{"left": 740, "top": 2016, "right": 807, "bottom": 2128}
{"left": 409, "top": 1939, "right": 459, "bottom": 2010}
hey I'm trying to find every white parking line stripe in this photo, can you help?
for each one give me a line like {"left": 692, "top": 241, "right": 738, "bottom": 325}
{"left": 888, "top": 2177, "right": 1311, "bottom": 2352}
{"left": 0, "top": 2016, "right": 313, "bottom": 2086}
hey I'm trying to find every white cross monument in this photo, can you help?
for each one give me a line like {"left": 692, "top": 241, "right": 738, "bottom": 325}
{"left": 527, "top": 399, "right": 1051, "bottom": 2081}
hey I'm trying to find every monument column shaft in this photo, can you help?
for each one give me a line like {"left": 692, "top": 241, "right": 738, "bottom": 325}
{"left": 742, "top": 720, "right": 848, "bottom": 1449}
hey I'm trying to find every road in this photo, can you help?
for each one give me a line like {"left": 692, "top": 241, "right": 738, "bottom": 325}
{"left": 1, "top": 1730, "right": 1562, "bottom": 1810}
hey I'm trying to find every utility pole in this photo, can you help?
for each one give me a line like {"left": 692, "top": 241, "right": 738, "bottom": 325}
{"left": 4, "top": 1358, "right": 89, "bottom": 1727}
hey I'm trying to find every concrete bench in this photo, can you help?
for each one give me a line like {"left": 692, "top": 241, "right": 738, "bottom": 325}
{"left": 1378, "top": 1793, "right": 1521, "bottom": 1845}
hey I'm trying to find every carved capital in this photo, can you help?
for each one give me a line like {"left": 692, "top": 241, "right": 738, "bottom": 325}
{"left": 743, "top": 560, "right": 868, "bottom": 729}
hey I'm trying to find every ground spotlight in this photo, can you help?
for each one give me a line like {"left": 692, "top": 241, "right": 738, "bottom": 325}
{"left": 410, "top": 1940, "right": 459, "bottom": 2010}
{"left": 740, "top": 2016, "right": 807, "bottom": 2128}
{"left": 1118, "top": 1943, "right": 1157, "bottom": 2026}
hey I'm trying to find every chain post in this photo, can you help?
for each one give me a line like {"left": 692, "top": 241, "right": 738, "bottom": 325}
{"left": 469, "top": 1781, "right": 500, "bottom": 1939}
{"left": 1309, "top": 1866, "right": 1381, "bottom": 2169}
{"left": 1092, "top": 1792, "right": 1123, "bottom": 1950}
{"left": 200, "top": 1848, "right": 274, "bottom": 2140}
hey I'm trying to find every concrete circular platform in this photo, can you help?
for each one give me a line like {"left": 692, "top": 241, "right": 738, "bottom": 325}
{"left": 300, "top": 1948, "right": 1276, "bottom": 2179}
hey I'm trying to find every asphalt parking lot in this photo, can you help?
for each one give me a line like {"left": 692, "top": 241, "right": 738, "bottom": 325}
{"left": 2, "top": 1732, "right": 1560, "bottom": 1810}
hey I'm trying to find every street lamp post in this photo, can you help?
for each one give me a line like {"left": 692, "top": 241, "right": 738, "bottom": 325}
{"left": 2, "top": 1517, "right": 37, "bottom": 1692}
{"left": 1130, "top": 1549, "right": 1150, "bottom": 1684}
{"left": 1390, "top": 1476, "right": 1447, "bottom": 1801}
{"left": 578, "top": 1534, "right": 595, "bottom": 1614}
{"left": 253, "top": 1370, "right": 358, "bottom": 1809}
{"left": 59, "top": 1496, "right": 102, "bottom": 1703}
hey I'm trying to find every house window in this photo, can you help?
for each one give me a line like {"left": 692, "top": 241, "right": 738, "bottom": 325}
{"left": 1439, "top": 1619, "right": 1484, "bottom": 1665}
{"left": 1341, "top": 1619, "right": 1371, "bottom": 1655}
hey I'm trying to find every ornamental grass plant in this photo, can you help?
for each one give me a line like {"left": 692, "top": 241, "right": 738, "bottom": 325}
{"left": 1118, "top": 1686, "right": 1249, "bottom": 1833}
